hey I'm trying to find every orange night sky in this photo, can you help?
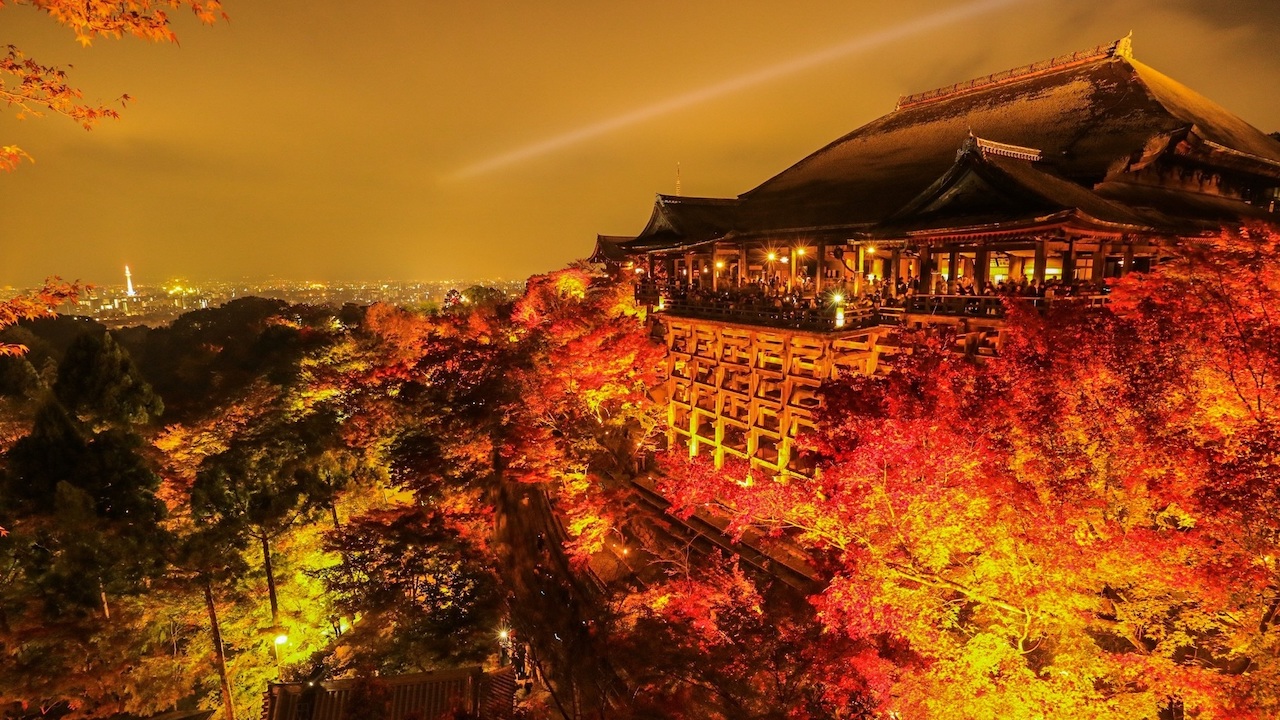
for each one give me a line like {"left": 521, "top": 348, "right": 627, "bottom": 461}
{"left": 2, "top": 0, "right": 1278, "bottom": 288}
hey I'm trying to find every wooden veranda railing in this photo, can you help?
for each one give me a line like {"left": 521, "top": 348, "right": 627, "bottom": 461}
{"left": 643, "top": 289, "right": 1110, "bottom": 332}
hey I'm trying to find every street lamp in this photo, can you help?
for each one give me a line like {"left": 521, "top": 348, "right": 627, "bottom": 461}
{"left": 497, "top": 627, "right": 513, "bottom": 666}
{"left": 273, "top": 633, "right": 288, "bottom": 679}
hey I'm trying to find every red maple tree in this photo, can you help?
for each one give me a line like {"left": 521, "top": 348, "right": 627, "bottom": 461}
{"left": 653, "top": 227, "right": 1280, "bottom": 719}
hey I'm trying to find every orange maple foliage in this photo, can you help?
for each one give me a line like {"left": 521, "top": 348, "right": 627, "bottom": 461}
{"left": 611, "top": 555, "right": 874, "bottom": 718}
{"left": 506, "top": 268, "right": 664, "bottom": 562}
{"left": 654, "top": 227, "right": 1280, "bottom": 719}
{"left": 0, "top": 0, "right": 226, "bottom": 169}
{"left": 4, "top": 1, "right": 227, "bottom": 45}
{"left": 0, "top": 278, "right": 78, "bottom": 356}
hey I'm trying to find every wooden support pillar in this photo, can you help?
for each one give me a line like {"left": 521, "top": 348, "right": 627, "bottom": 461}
{"left": 853, "top": 245, "right": 865, "bottom": 297}
{"left": 788, "top": 247, "right": 799, "bottom": 291}
{"left": 932, "top": 249, "right": 944, "bottom": 294}
{"left": 683, "top": 252, "right": 694, "bottom": 288}
{"left": 815, "top": 242, "right": 826, "bottom": 293}
{"left": 917, "top": 246, "right": 932, "bottom": 294}
{"left": 738, "top": 242, "right": 748, "bottom": 287}
{"left": 711, "top": 250, "right": 719, "bottom": 292}
{"left": 1062, "top": 238, "right": 1076, "bottom": 284}
{"left": 1033, "top": 239, "right": 1047, "bottom": 285}
{"left": 890, "top": 248, "right": 901, "bottom": 295}
{"left": 947, "top": 249, "right": 959, "bottom": 283}
{"left": 1122, "top": 241, "right": 1135, "bottom": 277}
{"left": 1091, "top": 241, "right": 1109, "bottom": 285}
{"left": 975, "top": 247, "right": 990, "bottom": 293}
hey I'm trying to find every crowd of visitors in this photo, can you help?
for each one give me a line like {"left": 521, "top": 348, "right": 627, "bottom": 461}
{"left": 640, "top": 272, "right": 1105, "bottom": 312}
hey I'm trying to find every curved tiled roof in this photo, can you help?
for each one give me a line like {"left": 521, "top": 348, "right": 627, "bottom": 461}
{"left": 611, "top": 39, "right": 1280, "bottom": 251}
{"left": 737, "top": 51, "right": 1280, "bottom": 233}
{"left": 872, "top": 140, "right": 1156, "bottom": 238}
{"left": 621, "top": 194, "right": 740, "bottom": 251}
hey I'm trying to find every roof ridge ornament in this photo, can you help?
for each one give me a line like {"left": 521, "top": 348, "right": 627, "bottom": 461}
{"left": 1113, "top": 31, "right": 1134, "bottom": 60}
{"left": 896, "top": 36, "right": 1135, "bottom": 111}
{"left": 960, "top": 135, "right": 1044, "bottom": 162}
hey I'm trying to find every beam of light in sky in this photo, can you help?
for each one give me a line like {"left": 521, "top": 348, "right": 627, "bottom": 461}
{"left": 455, "top": 0, "right": 1035, "bottom": 179}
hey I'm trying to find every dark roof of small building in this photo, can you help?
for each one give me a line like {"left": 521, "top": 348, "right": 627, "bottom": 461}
{"left": 600, "top": 195, "right": 742, "bottom": 255}
{"left": 637, "top": 194, "right": 740, "bottom": 242}
{"left": 589, "top": 235, "right": 632, "bottom": 263}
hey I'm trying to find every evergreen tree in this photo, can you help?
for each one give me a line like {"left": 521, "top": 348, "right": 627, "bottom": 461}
{"left": 191, "top": 426, "right": 321, "bottom": 630}
{"left": 55, "top": 331, "right": 163, "bottom": 427}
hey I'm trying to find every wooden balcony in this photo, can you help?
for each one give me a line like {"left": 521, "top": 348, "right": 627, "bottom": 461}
{"left": 644, "top": 287, "right": 1109, "bottom": 331}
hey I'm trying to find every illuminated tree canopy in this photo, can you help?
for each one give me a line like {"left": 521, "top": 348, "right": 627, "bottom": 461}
{"left": 654, "top": 227, "right": 1280, "bottom": 719}
{"left": 3, "top": 231, "right": 1280, "bottom": 719}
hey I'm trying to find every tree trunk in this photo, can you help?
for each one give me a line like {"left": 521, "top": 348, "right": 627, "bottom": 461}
{"left": 99, "top": 581, "right": 111, "bottom": 620}
{"left": 260, "top": 533, "right": 280, "bottom": 627}
{"left": 329, "top": 503, "right": 341, "bottom": 531}
{"left": 204, "top": 579, "right": 237, "bottom": 720}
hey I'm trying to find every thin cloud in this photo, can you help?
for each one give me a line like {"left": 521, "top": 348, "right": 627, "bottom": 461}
{"left": 454, "top": 0, "right": 1037, "bottom": 179}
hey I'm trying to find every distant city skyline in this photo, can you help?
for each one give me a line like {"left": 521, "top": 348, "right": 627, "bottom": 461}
{"left": 30, "top": 270, "right": 528, "bottom": 329}
{"left": 2, "top": 1, "right": 1278, "bottom": 287}
{"left": 3, "top": 265, "right": 529, "bottom": 293}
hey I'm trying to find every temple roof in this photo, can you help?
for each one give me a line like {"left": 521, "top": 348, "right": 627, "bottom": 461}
{"left": 738, "top": 44, "right": 1280, "bottom": 233}
{"left": 870, "top": 137, "right": 1156, "bottom": 237}
{"left": 587, "top": 196, "right": 742, "bottom": 262}
{"left": 589, "top": 235, "right": 633, "bottom": 263}
{"left": 636, "top": 194, "right": 740, "bottom": 245}
{"left": 607, "top": 37, "right": 1280, "bottom": 252}
{"left": 1095, "top": 181, "right": 1280, "bottom": 227}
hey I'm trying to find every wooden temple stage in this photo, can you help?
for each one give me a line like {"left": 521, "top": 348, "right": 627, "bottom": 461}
{"left": 591, "top": 36, "right": 1280, "bottom": 477}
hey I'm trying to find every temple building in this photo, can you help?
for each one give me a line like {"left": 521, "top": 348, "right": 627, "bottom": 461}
{"left": 593, "top": 36, "right": 1280, "bottom": 476}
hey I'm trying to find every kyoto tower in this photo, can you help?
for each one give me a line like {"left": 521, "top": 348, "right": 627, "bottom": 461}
{"left": 125, "top": 265, "right": 136, "bottom": 297}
